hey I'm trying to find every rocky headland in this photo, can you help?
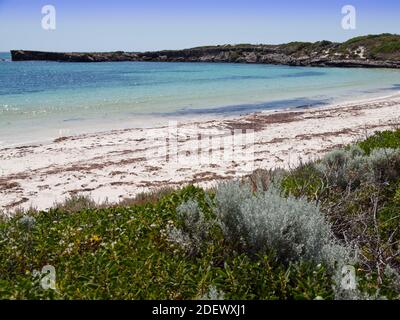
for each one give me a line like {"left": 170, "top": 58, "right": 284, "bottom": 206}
{"left": 10, "top": 34, "right": 400, "bottom": 68}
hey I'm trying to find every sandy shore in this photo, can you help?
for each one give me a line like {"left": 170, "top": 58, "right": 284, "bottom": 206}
{"left": 1, "top": 92, "right": 400, "bottom": 213}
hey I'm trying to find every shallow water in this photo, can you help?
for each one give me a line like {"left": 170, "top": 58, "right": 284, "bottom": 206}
{"left": 1, "top": 52, "right": 400, "bottom": 146}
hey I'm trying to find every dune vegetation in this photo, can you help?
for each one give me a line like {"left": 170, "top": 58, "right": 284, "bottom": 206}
{"left": 1, "top": 129, "right": 400, "bottom": 300}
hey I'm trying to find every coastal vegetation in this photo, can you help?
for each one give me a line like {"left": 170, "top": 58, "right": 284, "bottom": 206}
{"left": 341, "top": 34, "right": 400, "bottom": 59}
{"left": 1, "top": 129, "right": 400, "bottom": 299}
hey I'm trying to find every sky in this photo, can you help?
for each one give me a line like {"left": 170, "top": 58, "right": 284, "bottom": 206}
{"left": 0, "top": 0, "right": 399, "bottom": 52}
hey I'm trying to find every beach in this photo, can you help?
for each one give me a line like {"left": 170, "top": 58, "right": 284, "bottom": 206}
{"left": 3, "top": 2, "right": 400, "bottom": 300}
{"left": 1, "top": 92, "right": 400, "bottom": 213}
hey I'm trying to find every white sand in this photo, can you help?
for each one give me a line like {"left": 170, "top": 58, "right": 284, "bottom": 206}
{"left": 1, "top": 92, "right": 400, "bottom": 213}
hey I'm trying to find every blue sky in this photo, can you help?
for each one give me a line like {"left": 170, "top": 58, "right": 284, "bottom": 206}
{"left": 0, "top": 0, "right": 399, "bottom": 52}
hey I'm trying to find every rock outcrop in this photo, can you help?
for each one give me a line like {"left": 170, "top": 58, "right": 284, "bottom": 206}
{"left": 10, "top": 34, "right": 400, "bottom": 68}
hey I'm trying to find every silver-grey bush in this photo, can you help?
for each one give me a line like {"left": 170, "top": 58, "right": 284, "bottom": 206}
{"left": 213, "top": 181, "right": 350, "bottom": 268}
{"left": 168, "top": 199, "right": 214, "bottom": 255}
{"left": 315, "top": 146, "right": 400, "bottom": 188}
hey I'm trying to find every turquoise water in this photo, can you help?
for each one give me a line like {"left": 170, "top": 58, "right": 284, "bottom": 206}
{"left": 1, "top": 51, "right": 400, "bottom": 146}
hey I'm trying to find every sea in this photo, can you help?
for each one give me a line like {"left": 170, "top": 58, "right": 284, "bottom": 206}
{"left": 1, "top": 51, "right": 400, "bottom": 146}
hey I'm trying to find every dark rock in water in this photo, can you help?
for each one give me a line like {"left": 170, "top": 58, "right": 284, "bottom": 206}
{"left": 10, "top": 34, "right": 400, "bottom": 69}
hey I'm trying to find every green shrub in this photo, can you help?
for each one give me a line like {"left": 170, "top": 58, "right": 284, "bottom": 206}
{"left": 281, "top": 163, "right": 324, "bottom": 200}
{"left": 358, "top": 130, "right": 400, "bottom": 154}
{"left": 372, "top": 41, "right": 400, "bottom": 54}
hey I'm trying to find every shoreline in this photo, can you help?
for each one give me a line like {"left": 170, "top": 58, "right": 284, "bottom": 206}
{"left": 8, "top": 55, "right": 400, "bottom": 69}
{"left": 1, "top": 87, "right": 398, "bottom": 150}
{"left": 1, "top": 91, "right": 400, "bottom": 213}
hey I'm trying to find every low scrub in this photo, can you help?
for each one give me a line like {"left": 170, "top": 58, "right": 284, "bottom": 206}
{"left": 2, "top": 129, "right": 400, "bottom": 299}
